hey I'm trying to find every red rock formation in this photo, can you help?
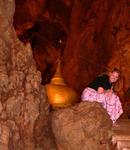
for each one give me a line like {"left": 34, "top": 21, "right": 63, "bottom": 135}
{"left": 14, "top": 0, "right": 47, "bottom": 34}
{"left": 13, "top": 0, "right": 130, "bottom": 113}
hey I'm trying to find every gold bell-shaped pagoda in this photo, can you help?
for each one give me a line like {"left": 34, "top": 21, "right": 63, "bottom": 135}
{"left": 45, "top": 56, "right": 78, "bottom": 109}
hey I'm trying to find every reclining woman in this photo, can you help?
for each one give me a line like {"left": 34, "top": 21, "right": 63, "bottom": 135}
{"left": 81, "top": 68, "right": 123, "bottom": 124}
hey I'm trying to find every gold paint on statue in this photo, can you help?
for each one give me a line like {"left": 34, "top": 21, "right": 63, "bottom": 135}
{"left": 45, "top": 57, "right": 78, "bottom": 108}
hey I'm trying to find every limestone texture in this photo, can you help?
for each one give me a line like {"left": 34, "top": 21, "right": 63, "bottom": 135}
{"left": 0, "top": 0, "right": 56, "bottom": 149}
{"left": 52, "top": 102, "right": 112, "bottom": 150}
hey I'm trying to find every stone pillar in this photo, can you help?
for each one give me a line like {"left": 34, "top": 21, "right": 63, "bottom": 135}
{"left": 0, "top": 0, "right": 56, "bottom": 149}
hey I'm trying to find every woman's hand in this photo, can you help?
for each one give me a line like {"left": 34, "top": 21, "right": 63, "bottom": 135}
{"left": 97, "top": 87, "right": 105, "bottom": 94}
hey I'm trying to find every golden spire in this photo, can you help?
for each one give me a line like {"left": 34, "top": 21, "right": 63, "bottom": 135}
{"left": 45, "top": 56, "right": 78, "bottom": 109}
{"left": 50, "top": 57, "right": 66, "bottom": 85}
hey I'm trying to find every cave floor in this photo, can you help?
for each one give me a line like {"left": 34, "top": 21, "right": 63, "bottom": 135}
{"left": 112, "top": 119, "right": 130, "bottom": 150}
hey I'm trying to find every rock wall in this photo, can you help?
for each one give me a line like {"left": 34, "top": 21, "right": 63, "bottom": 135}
{"left": 62, "top": 0, "right": 130, "bottom": 97}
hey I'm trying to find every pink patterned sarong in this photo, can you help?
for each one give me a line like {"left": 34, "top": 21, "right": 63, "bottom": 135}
{"left": 81, "top": 88, "right": 123, "bottom": 123}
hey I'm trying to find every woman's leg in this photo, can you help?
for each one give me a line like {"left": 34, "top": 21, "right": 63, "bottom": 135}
{"left": 104, "top": 93, "right": 123, "bottom": 123}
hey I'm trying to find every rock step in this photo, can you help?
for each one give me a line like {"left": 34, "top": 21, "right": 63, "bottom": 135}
{"left": 116, "top": 140, "right": 130, "bottom": 150}
{"left": 122, "top": 148, "right": 130, "bottom": 150}
{"left": 112, "top": 134, "right": 130, "bottom": 144}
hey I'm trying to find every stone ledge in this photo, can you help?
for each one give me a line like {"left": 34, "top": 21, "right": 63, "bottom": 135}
{"left": 112, "top": 134, "right": 130, "bottom": 144}
{"left": 117, "top": 140, "right": 130, "bottom": 150}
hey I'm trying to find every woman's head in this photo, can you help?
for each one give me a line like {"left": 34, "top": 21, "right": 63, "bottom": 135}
{"left": 109, "top": 68, "right": 120, "bottom": 83}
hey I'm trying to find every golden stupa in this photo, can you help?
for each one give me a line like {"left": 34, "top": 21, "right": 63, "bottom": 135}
{"left": 45, "top": 56, "right": 78, "bottom": 109}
